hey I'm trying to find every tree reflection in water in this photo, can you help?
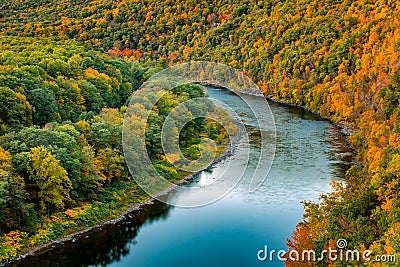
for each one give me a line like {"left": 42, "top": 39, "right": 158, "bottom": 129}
{"left": 12, "top": 201, "right": 172, "bottom": 267}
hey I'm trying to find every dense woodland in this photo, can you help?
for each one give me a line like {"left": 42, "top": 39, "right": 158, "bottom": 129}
{"left": 0, "top": 37, "right": 232, "bottom": 262}
{"left": 0, "top": 0, "right": 399, "bottom": 265}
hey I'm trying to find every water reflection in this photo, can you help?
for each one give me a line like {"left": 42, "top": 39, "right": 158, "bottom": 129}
{"left": 12, "top": 202, "right": 172, "bottom": 267}
{"left": 11, "top": 88, "right": 355, "bottom": 267}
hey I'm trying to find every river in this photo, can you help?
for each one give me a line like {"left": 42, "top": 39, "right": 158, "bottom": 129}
{"left": 11, "top": 87, "right": 354, "bottom": 267}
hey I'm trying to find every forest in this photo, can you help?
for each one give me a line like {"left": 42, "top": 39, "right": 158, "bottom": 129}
{"left": 0, "top": 36, "right": 233, "bottom": 262}
{"left": 0, "top": 0, "right": 399, "bottom": 265}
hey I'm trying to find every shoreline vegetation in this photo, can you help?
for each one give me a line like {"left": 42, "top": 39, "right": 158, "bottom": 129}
{"left": 3, "top": 82, "right": 352, "bottom": 266}
{"left": 198, "top": 82, "right": 359, "bottom": 161}
{"left": 2, "top": 76, "right": 355, "bottom": 266}
{"left": 3, "top": 96, "right": 245, "bottom": 266}
{"left": 0, "top": 37, "right": 240, "bottom": 265}
{"left": 1, "top": 0, "right": 399, "bottom": 265}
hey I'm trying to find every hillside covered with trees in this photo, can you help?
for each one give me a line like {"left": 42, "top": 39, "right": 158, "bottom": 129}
{"left": 0, "top": 0, "right": 399, "bottom": 265}
{"left": 0, "top": 36, "right": 233, "bottom": 263}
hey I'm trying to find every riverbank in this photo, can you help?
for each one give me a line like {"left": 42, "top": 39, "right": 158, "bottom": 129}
{"left": 197, "top": 81, "right": 359, "bottom": 160}
{"left": 266, "top": 96, "right": 359, "bottom": 160}
{"left": 2, "top": 106, "right": 245, "bottom": 267}
{"left": 3, "top": 84, "right": 358, "bottom": 266}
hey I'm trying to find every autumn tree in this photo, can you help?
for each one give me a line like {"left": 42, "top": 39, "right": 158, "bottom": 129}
{"left": 0, "top": 87, "right": 32, "bottom": 134}
{"left": 28, "top": 146, "right": 72, "bottom": 215}
{"left": 77, "top": 146, "right": 104, "bottom": 200}
{"left": 0, "top": 148, "right": 29, "bottom": 232}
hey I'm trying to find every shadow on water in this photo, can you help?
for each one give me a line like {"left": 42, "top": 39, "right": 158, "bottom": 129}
{"left": 267, "top": 100, "right": 355, "bottom": 173}
{"left": 11, "top": 201, "right": 172, "bottom": 267}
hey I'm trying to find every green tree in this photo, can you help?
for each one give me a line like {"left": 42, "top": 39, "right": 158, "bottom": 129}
{"left": 0, "top": 148, "right": 29, "bottom": 232}
{"left": 28, "top": 146, "right": 72, "bottom": 215}
{"left": 29, "top": 89, "right": 58, "bottom": 126}
{"left": 77, "top": 80, "right": 103, "bottom": 113}
{"left": 0, "top": 87, "right": 32, "bottom": 134}
{"left": 77, "top": 146, "right": 103, "bottom": 200}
